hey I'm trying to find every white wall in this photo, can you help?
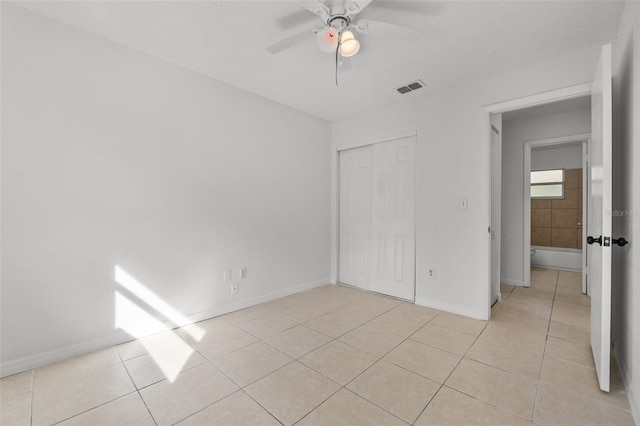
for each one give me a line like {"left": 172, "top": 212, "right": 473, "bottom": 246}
{"left": 332, "top": 41, "right": 605, "bottom": 320}
{"left": 612, "top": 1, "right": 640, "bottom": 421}
{"left": 500, "top": 107, "right": 590, "bottom": 285}
{"left": 531, "top": 144, "right": 583, "bottom": 170}
{"left": 1, "top": 5, "right": 331, "bottom": 375}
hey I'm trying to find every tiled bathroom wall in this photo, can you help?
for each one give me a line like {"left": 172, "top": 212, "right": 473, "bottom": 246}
{"left": 531, "top": 168, "right": 583, "bottom": 249}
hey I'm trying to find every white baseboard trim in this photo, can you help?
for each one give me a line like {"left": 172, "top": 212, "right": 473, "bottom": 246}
{"left": 0, "top": 278, "right": 329, "bottom": 378}
{"left": 614, "top": 346, "right": 640, "bottom": 425}
{"left": 501, "top": 278, "right": 525, "bottom": 286}
{"left": 0, "top": 332, "right": 131, "bottom": 379}
{"left": 531, "top": 263, "right": 581, "bottom": 273}
{"left": 415, "top": 297, "right": 488, "bottom": 321}
{"left": 191, "top": 278, "right": 329, "bottom": 321}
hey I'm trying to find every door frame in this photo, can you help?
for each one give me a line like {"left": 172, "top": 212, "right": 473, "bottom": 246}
{"left": 483, "top": 83, "right": 592, "bottom": 318}
{"left": 335, "top": 130, "right": 418, "bottom": 299}
{"left": 490, "top": 118, "right": 502, "bottom": 305}
{"left": 523, "top": 135, "right": 590, "bottom": 288}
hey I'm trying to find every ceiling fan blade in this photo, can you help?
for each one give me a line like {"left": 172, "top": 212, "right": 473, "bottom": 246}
{"left": 371, "top": 1, "right": 443, "bottom": 16}
{"left": 344, "top": 0, "right": 374, "bottom": 17}
{"left": 352, "top": 18, "right": 422, "bottom": 38}
{"left": 276, "top": 9, "right": 320, "bottom": 31}
{"left": 298, "top": 0, "right": 331, "bottom": 23}
{"left": 266, "top": 29, "right": 313, "bottom": 54}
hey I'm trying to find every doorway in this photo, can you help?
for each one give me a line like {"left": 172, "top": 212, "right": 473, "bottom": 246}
{"left": 524, "top": 137, "right": 589, "bottom": 294}
{"left": 490, "top": 95, "right": 591, "bottom": 299}
{"left": 338, "top": 135, "right": 416, "bottom": 301}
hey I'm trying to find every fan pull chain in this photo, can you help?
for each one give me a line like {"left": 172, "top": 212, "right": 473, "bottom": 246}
{"left": 335, "top": 31, "right": 341, "bottom": 86}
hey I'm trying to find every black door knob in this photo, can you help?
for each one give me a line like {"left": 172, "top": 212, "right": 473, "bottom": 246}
{"left": 613, "top": 237, "right": 629, "bottom": 247}
{"left": 587, "top": 236, "right": 602, "bottom": 245}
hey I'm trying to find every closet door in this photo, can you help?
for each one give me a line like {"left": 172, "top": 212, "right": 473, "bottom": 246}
{"left": 339, "top": 145, "right": 372, "bottom": 290}
{"left": 370, "top": 137, "right": 416, "bottom": 300}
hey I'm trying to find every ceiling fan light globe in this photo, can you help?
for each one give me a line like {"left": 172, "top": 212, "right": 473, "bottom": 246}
{"left": 317, "top": 28, "right": 339, "bottom": 53}
{"left": 340, "top": 38, "right": 360, "bottom": 57}
{"left": 341, "top": 30, "right": 356, "bottom": 42}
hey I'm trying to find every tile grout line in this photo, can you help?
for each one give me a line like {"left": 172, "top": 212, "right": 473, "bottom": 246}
{"left": 410, "top": 315, "right": 492, "bottom": 424}
{"left": 182, "top": 305, "right": 347, "bottom": 425}
{"left": 29, "top": 369, "right": 34, "bottom": 426}
{"left": 117, "top": 347, "right": 159, "bottom": 426}
{"left": 174, "top": 388, "right": 285, "bottom": 426}
{"left": 48, "top": 390, "right": 142, "bottom": 426}
{"left": 286, "top": 298, "right": 500, "bottom": 424}
{"left": 237, "top": 290, "right": 404, "bottom": 426}
{"left": 530, "top": 269, "right": 560, "bottom": 424}
{"left": 30, "top": 355, "right": 147, "bottom": 426}
{"left": 333, "top": 313, "right": 445, "bottom": 425}
{"left": 255, "top": 296, "right": 437, "bottom": 425}
{"left": 236, "top": 388, "right": 286, "bottom": 426}
{"left": 411, "top": 275, "right": 565, "bottom": 423}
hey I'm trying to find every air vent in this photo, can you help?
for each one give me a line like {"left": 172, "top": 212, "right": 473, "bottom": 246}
{"left": 395, "top": 80, "right": 425, "bottom": 95}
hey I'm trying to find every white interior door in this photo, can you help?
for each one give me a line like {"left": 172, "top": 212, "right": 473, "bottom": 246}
{"left": 588, "top": 43, "right": 612, "bottom": 392}
{"left": 339, "top": 146, "right": 372, "bottom": 290}
{"left": 370, "top": 137, "right": 416, "bottom": 300}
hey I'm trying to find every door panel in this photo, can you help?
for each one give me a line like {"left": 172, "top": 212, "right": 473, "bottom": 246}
{"left": 589, "top": 43, "right": 612, "bottom": 392}
{"left": 339, "top": 146, "right": 372, "bottom": 290}
{"left": 371, "top": 137, "right": 416, "bottom": 300}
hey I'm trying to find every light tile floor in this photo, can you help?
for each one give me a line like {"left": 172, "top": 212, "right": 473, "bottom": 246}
{"left": 1, "top": 268, "right": 636, "bottom": 425}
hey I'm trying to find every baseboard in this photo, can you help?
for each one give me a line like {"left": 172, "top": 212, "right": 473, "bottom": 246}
{"left": 501, "top": 278, "right": 525, "bottom": 286}
{"left": 0, "top": 332, "right": 131, "bottom": 379}
{"left": 614, "top": 346, "right": 640, "bottom": 425}
{"left": 0, "top": 278, "right": 329, "bottom": 378}
{"left": 194, "top": 278, "right": 329, "bottom": 320}
{"left": 531, "top": 263, "right": 581, "bottom": 273}
{"left": 415, "top": 297, "right": 488, "bottom": 321}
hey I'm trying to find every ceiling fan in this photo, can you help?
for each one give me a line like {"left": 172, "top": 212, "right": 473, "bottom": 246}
{"left": 266, "top": 0, "right": 424, "bottom": 82}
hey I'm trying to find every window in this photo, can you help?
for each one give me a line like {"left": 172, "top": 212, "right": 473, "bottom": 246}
{"left": 531, "top": 169, "right": 564, "bottom": 198}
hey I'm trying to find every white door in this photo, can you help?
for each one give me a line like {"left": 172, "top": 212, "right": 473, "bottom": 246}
{"left": 490, "top": 119, "right": 502, "bottom": 305}
{"left": 339, "top": 146, "right": 372, "bottom": 290}
{"left": 588, "top": 43, "right": 612, "bottom": 392}
{"left": 370, "top": 137, "right": 416, "bottom": 300}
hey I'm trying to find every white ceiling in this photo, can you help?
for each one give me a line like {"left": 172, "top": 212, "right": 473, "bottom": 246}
{"left": 12, "top": 0, "right": 625, "bottom": 121}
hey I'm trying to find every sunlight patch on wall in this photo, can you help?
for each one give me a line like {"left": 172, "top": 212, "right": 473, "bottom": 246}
{"left": 115, "top": 292, "right": 192, "bottom": 382}
{"left": 115, "top": 265, "right": 205, "bottom": 341}
{"left": 114, "top": 265, "right": 206, "bottom": 383}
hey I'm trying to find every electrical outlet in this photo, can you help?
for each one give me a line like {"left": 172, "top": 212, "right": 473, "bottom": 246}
{"left": 428, "top": 268, "right": 436, "bottom": 279}
{"left": 223, "top": 270, "right": 232, "bottom": 282}
{"left": 231, "top": 282, "right": 239, "bottom": 295}
{"left": 240, "top": 267, "right": 247, "bottom": 280}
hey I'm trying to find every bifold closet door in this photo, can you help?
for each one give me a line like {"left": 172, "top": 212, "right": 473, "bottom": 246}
{"left": 370, "top": 137, "right": 416, "bottom": 300}
{"left": 339, "top": 137, "right": 416, "bottom": 300}
{"left": 339, "top": 145, "right": 372, "bottom": 290}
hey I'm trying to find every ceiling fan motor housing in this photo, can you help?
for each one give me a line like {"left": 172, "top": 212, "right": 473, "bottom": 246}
{"left": 328, "top": 16, "right": 350, "bottom": 32}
